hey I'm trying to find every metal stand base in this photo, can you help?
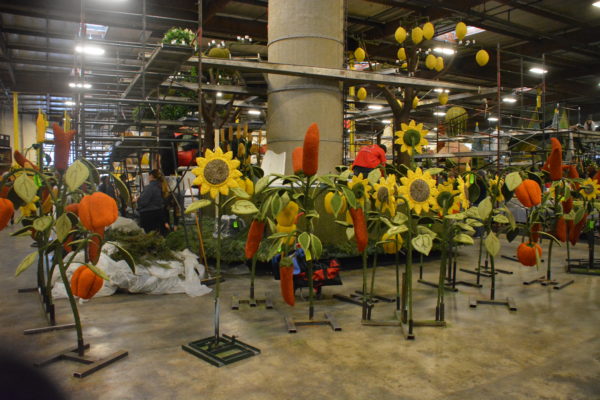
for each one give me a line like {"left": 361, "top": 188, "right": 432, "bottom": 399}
{"left": 566, "top": 258, "right": 600, "bottom": 275}
{"left": 353, "top": 290, "right": 395, "bottom": 303}
{"left": 454, "top": 280, "right": 483, "bottom": 288}
{"left": 18, "top": 287, "right": 38, "bottom": 293}
{"left": 523, "top": 276, "right": 575, "bottom": 290}
{"left": 34, "top": 344, "right": 128, "bottom": 378}
{"left": 333, "top": 293, "right": 375, "bottom": 314}
{"left": 361, "top": 310, "right": 415, "bottom": 340}
{"left": 469, "top": 296, "right": 517, "bottom": 311}
{"left": 285, "top": 313, "right": 342, "bottom": 333}
{"left": 24, "top": 323, "right": 76, "bottom": 335}
{"left": 460, "top": 267, "right": 494, "bottom": 278}
{"left": 418, "top": 279, "right": 458, "bottom": 292}
{"left": 182, "top": 334, "right": 259, "bottom": 367}
{"left": 231, "top": 293, "right": 273, "bottom": 310}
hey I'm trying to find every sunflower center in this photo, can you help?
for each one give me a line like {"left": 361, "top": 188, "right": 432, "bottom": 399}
{"left": 583, "top": 184, "right": 595, "bottom": 195}
{"left": 403, "top": 129, "right": 421, "bottom": 146}
{"left": 377, "top": 186, "right": 389, "bottom": 203}
{"left": 203, "top": 159, "right": 229, "bottom": 185}
{"left": 436, "top": 191, "right": 453, "bottom": 209}
{"left": 409, "top": 179, "right": 431, "bottom": 202}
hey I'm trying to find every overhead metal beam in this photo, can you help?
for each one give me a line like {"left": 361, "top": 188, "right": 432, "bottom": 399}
{"left": 196, "top": 57, "right": 489, "bottom": 91}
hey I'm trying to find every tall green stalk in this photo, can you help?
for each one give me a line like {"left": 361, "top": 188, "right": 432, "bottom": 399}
{"left": 361, "top": 250, "right": 368, "bottom": 320}
{"left": 547, "top": 239, "right": 553, "bottom": 281}
{"left": 214, "top": 200, "right": 222, "bottom": 338}
{"left": 369, "top": 251, "right": 378, "bottom": 298}
{"left": 436, "top": 218, "right": 449, "bottom": 321}
{"left": 304, "top": 175, "right": 315, "bottom": 320}
{"left": 56, "top": 245, "right": 85, "bottom": 355}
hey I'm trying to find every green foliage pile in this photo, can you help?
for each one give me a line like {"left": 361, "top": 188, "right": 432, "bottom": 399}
{"left": 106, "top": 229, "right": 181, "bottom": 266}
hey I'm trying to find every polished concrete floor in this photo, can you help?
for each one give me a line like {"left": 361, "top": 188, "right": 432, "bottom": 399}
{"left": 1, "top": 225, "right": 600, "bottom": 400}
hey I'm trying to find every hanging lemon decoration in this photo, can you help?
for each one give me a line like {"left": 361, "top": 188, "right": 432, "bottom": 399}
{"left": 439, "top": 92, "right": 448, "bottom": 105}
{"left": 456, "top": 22, "right": 467, "bottom": 40}
{"left": 411, "top": 27, "right": 423, "bottom": 44}
{"left": 397, "top": 47, "right": 406, "bottom": 61}
{"left": 422, "top": 22, "right": 435, "bottom": 40}
{"left": 395, "top": 27, "right": 407, "bottom": 44}
{"left": 357, "top": 87, "right": 367, "bottom": 101}
{"left": 354, "top": 47, "right": 365, "bottom": 62}
{"left": 476, "top": 49, "right": 489, "bottom": 66}
{"left": 425, "top": 54, "right": 437, "bottom": 70}
{"left": 412, "top": 96, "right": 420, "bottom": 109}
{"left": 435, "top": 56, "right": 444, "bottom": 72}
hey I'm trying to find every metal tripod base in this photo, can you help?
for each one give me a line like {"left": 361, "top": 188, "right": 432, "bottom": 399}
{"left": 523, "top": 276, "right": 575, "bottom": 290}
{"left": 231, "top": 293, "right": 273, "bottom": 310}
{"left": 418, "top": 279, "right": 459, "bottom": 292}
{"left": 285, "top": 313, "right": 342, "bottom": 333}
{"left": 361, "top": 309, "right": 415, "bottom": 340}
{"left": 469, "top": 296, "right": 517, "bottom": 311}
{"left": 182, "top": 334, "right": 260, "bottom": 367}
{"left": 24, "top": 323, "right": 76, "bottom": 335}
{"left": 460, "top": 267, "right": 494, "bottom": 278}
{"left": 34, "top": 343, "right": 128, "bottom": 378}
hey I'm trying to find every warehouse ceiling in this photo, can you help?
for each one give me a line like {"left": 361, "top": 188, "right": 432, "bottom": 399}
{"left": 0, "top": 0, "right": 599, "bottom": 122}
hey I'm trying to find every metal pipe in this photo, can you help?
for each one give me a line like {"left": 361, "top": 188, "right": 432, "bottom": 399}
{"left": 497, "top": 43, "right": 501, "bottom": 172}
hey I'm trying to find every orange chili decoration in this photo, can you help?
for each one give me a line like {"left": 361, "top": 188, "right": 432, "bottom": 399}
{"left": 245, "top": 219, "right": 265, "bottom": 260}
{"left": 562, "top": 197, "right": 573, "bottom": 214}
{"left": 65, "top": 203, "right": 80, "bottom": 215}
{"left": 555, "top": 217, "right": 567, "bottom": 242}
{"left": 349, "top": 207, "right": 368, "bottom": 253}
{"left": 292, "top": 146, "right": 303, "bottom": 174}
{"left": 52, "top": 123, "right": 76, "bottom": 172}
{"left": 79, "top": 193, "right": 118, "bottom": 263}
{"left": 514, "top": 179, "right": 542, "bottom": 208}
{"left": 531, "top": 222, "right": 542, "bottom": 242}
{"left": 594, "top": 170, "right": 600, "bottom": 186}
{"left": 0, "top": 198, "right": 14, "bottom": 231}
{"left": 542, "top": 138, "right": 563, "bottom": 181}
{"left": 13, "top": 151, "right": 39, "bottom": 170}
{"left": 569, "top": 213, "right": 587, "bottom": 246}
{"left": 517, "top": 242, "right": 542, "bottom": 267}
{"left": 279, "top": 265, "right": 295, "bottom": 306}
{"left": 301, "top": 123, "right": 320, "bottom": 176}
{"left": 568, "top": 165, "right": 579, "bottom": 179}
{"left": 70, "top": 265, "right": 104, "bottom": 299}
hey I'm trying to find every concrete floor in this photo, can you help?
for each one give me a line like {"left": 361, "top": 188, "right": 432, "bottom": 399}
{"left": 1, "top": 225, "right": 600, "bottom": 400}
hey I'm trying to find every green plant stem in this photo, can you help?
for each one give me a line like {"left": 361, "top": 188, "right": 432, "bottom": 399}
{"left": 490, "top": 255, "right": 496, "bottom": 300}
{"left": 406, "top": 217, "right": 413, "bottom": 327}
{"left": 369, "top": 251, "right": 378, "bottom": 299}
{"left": 547, "top": 238, "right": 553, "bottom": 281}
{"left": 56, "top": 245, "right": 85, "bottom": 355}
{"left": 249, "top": 254, "right": 257, "bottom": 299}
{"left": 437, "top": 218, "right": 449, "bottom": 312}
{"left": 395, "top": 238, "right": 400, "bottom": 311}
{"left": 361, "top": 250, "right": 368, "bottom": 320}
{"left": 304, "top": 175, "right": 315, "bottom": 320}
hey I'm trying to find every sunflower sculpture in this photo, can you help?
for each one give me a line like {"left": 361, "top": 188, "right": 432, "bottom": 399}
{"left": 488, "top": 175, "right": 505, "bottom": 203}
{"left": 192, "top": 147, "right": 243, "bottom": 198}
{"left": 579, "top": 178, "right": 600, "bottom": 201}
{"left": 395, "top": 120, "right": 429, "bottom": 156}
{"left": 348, "top": 173, "right": 373, "bottom": 208}
{"left": 456, "top": 176, "right": 470, "bottom": 210}
{"left": 398, "top": 168, "right": 438, "bottom": 215}
{"left": 373, "top": 175, "right": 398, "bottom": 216}
{"left": 435, "top": 181, "right": 460, "bottom": 213}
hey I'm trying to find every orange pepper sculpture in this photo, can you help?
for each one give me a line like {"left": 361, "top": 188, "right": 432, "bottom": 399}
{"left": 78, "top": 193, "right": 118, "bottom": 263}
{"left": 0, "top": 198, "right": 14, "bottom": 231}
{"left": 245, "top": 220, "right": 265, "bottom": 260}
{"left": 52, "top": 123, "right": 76, "bottom": 172}
{"left": 541, "top": 138, "right": 563, "bottom": 181}
{"left": 514, "top": 179, "right": 542, "bottom": 207}
{"left": 301, "top": 123, "right": 319, "bottom": 176}
{"left": 349, "top": 207, "right": 368, "bottom": 253}
{"left": 517, "top": 242, "right": 542, "bottom": 267}
{"left": 292, "top": 146, "right": 304, "bottom": 174}
{"left": 71, "top": 265, "right": 104, "bottom": 299}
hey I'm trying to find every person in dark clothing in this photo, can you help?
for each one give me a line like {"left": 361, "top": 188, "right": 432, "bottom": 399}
{"left": 136, "top": 170, "right": 166, "bottom": 234}
{"left": 352, "top": 144, "right": 387, "bottom": 178}
{"left": 98, "top": 176, "right": 117, "bottom": 199}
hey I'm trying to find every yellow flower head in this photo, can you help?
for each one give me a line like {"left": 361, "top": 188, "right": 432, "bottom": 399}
{"left": 435, "top": 181, "right": 460, "bottom": 213}
{"left": 488, "top": 175, "right": 504, "bottom": 202}
{"left": 398, "top": 168, "right": 438, "bottom": 215}
{"left": 373, "top": 175, "right": 397, "bottom": 216}
{"left": 395, "top": 120, "right": 429, "bottom": 156}
{"left": 579, "top": 178, "right": 600, "bottom": 201}
{"left": 456, "top": 176, "right": 470, "bottom": 210}
{"left": 348, "top": 173, "right": 372, "bottom": 208}
{"left": 20, "top": 196, "right": 40, "bottom": 217}
{"left": 192, "top": 147, "right": 242, "bottom": 199}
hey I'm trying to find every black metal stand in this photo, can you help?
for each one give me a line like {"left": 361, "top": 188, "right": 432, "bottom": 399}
{"left": 182, "top": 335, "right": 260, "bottom": 367}
{"left": 34, "top": 343, "right": 128, "bottom": 378}
{"left": 285, "top": 313, "right": 342, "bottom": 333}
{"left": 567, "top": 226, "right": 600, "bottom": 275}
{"left": 523, "top": 241, "right": 574, "bottom": 290}
{"left": 469, "top": 255, "right": 517, "bottom": 311}
{"left": 231, "top": 257, "right": 274, "bottom": 310}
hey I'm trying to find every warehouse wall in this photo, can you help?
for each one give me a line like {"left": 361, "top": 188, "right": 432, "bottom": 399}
{"left": 0, "top": 105, "right": 37, "bottom": 155}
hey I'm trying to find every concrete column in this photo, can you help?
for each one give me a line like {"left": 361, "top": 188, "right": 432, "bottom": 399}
{"left": 267, "top": 0, "right": 344, "bottom": 174}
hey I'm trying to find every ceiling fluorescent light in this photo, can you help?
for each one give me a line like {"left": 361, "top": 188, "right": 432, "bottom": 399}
{"left": 433, "top": 111, "right": 446, "bottom": 116}
{"left": 594, "top": 1, "right": 600, "bottom": 7}
{"left": 502, "top": 97, "right": 517, "bottom": 103}
{"left": 216, "top": 91, "right": 223, "bottom": 97}
{"left": 434, "top": 88, "right": 450, "bottom": 93}
{"left": 248, "top": 109, "right": 261, "bottom": 115}
{"left": 433, "top": 47, "right": 455, "bottom": 55}
{"left": 488, "top": 117, "right": 499, "bottom": 122}
{"left": 75, "top": 44, "right": 105, "bottom": 56}
{"left": 65, "top": 101, "right": 76, "bottom": 106}
{"left": 381, "top": 119, "right": 392, "bottom": 124}
{"left": 529, "top": 67, "right": 547, "bottom": 74}
{"left": 368, "top": 104, "right": 383, "bottom": 110}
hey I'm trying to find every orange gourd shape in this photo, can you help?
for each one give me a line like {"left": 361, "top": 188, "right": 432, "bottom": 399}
{"left": 0, "top": 198, "right": 14, "bottom": 231}
{"left": 541, "top": 138, "right": 563, "bottom": 181}
{"left": 349, "top": 207, "right": 368, "bottom": 253}
{"left": 245, "top": 220, "right": 265, "bottom": 260}
{"left": 71, "top": 265, "right": 104, "bottom": 299}
{"left": 292, "top": 146, "right": 303, "bottom": 174}
{"left": 52, "top": 123, "right": 76, "bottom": 172}
{"left": 514, "top": 179, "right": 541, "bottom": 207}
{"left": 79, "top": 193, "right": 118, "bottom": 263}
{"left": 555, "top": 217, "right": 567, "bottom": 242}
{"left": 302, "top": 123, "right": 320, "bottom": 176}
{"left": 279, "top": 265, "right": 295, "bottom": 306}
{"left": 569, "top": 213, "right": 587, "bottom": 246}
{"left": 517, "top": 242, "right": 542, "bottom": 267}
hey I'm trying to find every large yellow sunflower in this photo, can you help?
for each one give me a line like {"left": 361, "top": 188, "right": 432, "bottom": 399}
{"left": 348, "top": 173, "right": 372, "bottom": 208}
{"left": 397, "top": 168, "right": 438, "bottom": 215}
{"left": 192, "top": 147, "right": 242, "bottom": 198}
{"left": 488, "top": 175, "right": 504, "bottom": 202}
{"left": 435, "top": 181, "right": 460, "bottom": 213}
{"left": 373, "top": 175, "right": 397, "bottom": 216}
{"left": 579, "top": 178, "right": 600, "bottom": 201}
{"left": 395, "top": 120, "right": 429, "bottom": 156}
